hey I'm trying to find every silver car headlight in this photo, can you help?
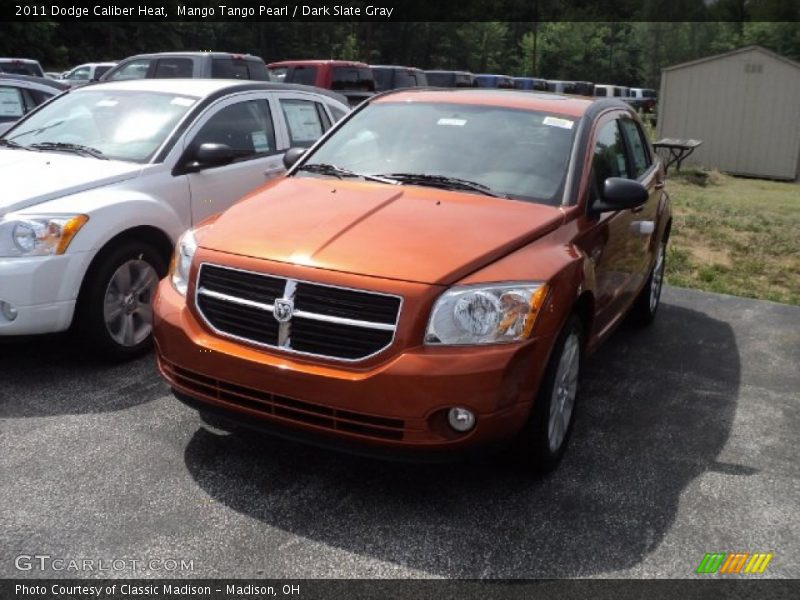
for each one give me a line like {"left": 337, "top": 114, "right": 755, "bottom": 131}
{"left": 169, "top": 229, "right": 197, "bottom": 296}
{"left": 425, "top": 282, "right": 549, "bottom": 345}
{"left": 0, "top": 214, "right": 89, "bottom": 257}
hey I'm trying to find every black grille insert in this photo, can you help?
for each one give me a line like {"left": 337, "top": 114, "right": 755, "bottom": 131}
{"left": 195, "top": 264, "right": 401, "bottom": 360}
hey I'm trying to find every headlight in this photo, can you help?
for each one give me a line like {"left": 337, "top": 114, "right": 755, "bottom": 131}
{"left": 425, "top": 282, "right": 549, "bottom": 345}
{"left": 0, "top": 214, "right": 89, "bottom": 257}
{"left": 169, "top": 229, "right": 197, "bottom": 296}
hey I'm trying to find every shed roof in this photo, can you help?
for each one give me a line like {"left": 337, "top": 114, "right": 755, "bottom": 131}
{"left": 662, "top": 45, "right": 800, "bottom": 73}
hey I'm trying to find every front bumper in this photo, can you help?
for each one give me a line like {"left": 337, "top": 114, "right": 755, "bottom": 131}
{"left": 0, "top": 253, "right": 89, "bottom": 335}
{"left": 154, "top": 277, "right": 557, "bottom": 456}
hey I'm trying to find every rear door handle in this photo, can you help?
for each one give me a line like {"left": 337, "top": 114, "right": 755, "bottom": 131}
{"left": 631, "top": 205, "right": 645, "bottom": 213}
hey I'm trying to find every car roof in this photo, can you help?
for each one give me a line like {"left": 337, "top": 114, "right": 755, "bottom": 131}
{"left": 70, "top": 78, "right": 349, "bottom": 105}
{"left": 372, "top": 88, "right": 600, "bottom": 117}
{"left": 0, "top": 73, "right": 68, "bottom": 91}
{"left": 268, "top": 59, "right": 370, "bottom": 67}
{"left": 424, "top": 70, "right": 473, "bottom": 75}
{"left": 371, "top": 65, "right": 422, "bottom": 71}
{"left": 122, "top": 51, "right": 260, "bottom": 60}
{"left": 71, "top": 62, "right": 117, "bottom": 68}
{"left": 0, "top": 58, "right": 41, "bottom": 64}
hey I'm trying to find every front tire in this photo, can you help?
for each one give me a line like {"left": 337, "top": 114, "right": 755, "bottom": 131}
{"left": 630, "top": 237, "right": 667, "bottom": 327}
{"left": 75, "top": 240, "right": 166, "bottom": 361}
{"left": 514, "top": 315, "right": 583, "bottom": 473}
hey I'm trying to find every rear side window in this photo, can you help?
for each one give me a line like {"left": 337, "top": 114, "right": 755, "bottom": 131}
{"left": 66, "top": 66, "right": 91, "bottom": 81}
{"left": 211, "top": 58, "right": 247, "bottom": 79}
{"left": 0, "top": 62, "right": 43, "bottom": 77}
{"left": 246, "top": 61, "right": 269, "bottom": 81}
{"left": 153, "top": 58, "right": 193, "bottom": 78}
{"left": 192, "top": 100, "right": 276, "bottom": 158}
{"left": 0, "top": 86, "right": 26, "bottom": 119}
{"left": 95, "top": 65, "right": 113, "bottom": 79}
{"left": 620, "top": 118, "right": 651, "bottom": 178}
{"left": 328, "top": 104, "right": 347, "bottom": 122}
{"left": 25, "top": 88, "right": 53, "bottom": 108}
{"left": 268, "top": 67, "right": 288, "bottom": 81}
{"left": 393, "top": 70, "right": 416, "bottom": 88}
{"left": 107, "top": 59, "right": 152, "bottom": 81}
{"left": 288, "top": 66, "right": 318, "bottom": 86}
{"left": 426, "top": 73, "right": 452, "bottom": 87}
{"left": 372, "top": 68, "right": 391, "bottom": 91}
{"left": 593, "top": 120, "right": 630, "bottom": 186}
{"left": 331, "top": 67, "right": 374, "bottom": 91}
{"left": 280, "top": 99, "right": 325, "bottom": 146}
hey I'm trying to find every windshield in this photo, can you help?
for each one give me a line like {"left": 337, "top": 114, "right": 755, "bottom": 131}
{"left": 3, "top": 89, "right": 196, "bottom": 162}
{"left": 299, "top": 102, "right": 578, "bottom": 205}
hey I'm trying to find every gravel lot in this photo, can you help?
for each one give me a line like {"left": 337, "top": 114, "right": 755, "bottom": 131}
{"left": 1, "top": 286, "right": 798, "bottom": 579}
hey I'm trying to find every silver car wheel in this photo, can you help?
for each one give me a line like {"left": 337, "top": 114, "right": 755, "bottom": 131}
{"left": 650, "top": 243, "right": 666, "bottom": 313}
{"left": 547, "top": 331, "right": 580, "bottom": 453}
{"left": 103, "top": 259, "right": 158, "bottom": 347}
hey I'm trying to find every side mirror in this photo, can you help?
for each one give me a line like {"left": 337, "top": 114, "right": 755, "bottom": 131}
{"left": 183, "top": 143, "right": 235, "bottom": 173}
{"left": 283, "top": 147, "right": 307, "bottom": 170}
{"left": 591, "top": 177, "right": 648, "bottom": 214}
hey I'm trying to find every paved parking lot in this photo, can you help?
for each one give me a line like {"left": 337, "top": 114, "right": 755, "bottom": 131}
{"left": 1, "top": 286, "right": 798, "bottom": 579}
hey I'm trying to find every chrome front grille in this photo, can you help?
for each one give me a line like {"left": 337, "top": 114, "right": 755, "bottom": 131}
{"left": 195, "top": 264, "right": 402, "bottom": 361}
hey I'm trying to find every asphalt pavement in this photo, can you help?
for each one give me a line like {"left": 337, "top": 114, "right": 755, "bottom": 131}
{"left": 1, "top": 286, "right": 798, "bottom": 579}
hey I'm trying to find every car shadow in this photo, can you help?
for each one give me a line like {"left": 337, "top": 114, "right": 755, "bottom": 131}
{"left": 183, "top": 302, "right": 741, "bottom": 577}
{"left": 0, "top": 334, "right": 167, "bottom": 417}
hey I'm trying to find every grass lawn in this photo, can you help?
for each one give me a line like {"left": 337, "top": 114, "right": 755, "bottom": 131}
{"left": 664, "top": 169, "right": 800, "bottom": 306}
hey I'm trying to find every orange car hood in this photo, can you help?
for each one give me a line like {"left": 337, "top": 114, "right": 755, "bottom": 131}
{"left": 198, "top": 177, "right": 564, "bottom": 285}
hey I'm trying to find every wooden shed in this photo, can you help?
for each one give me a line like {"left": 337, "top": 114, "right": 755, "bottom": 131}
{"left": 657, "top": 46, "right": 800, "bottom": 180}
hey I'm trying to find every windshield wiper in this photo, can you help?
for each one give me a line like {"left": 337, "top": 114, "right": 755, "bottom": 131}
{"left": 378, "top": 173, "right": 504, "bottom": 198}
{"left": 28, "top": 142, "right": 108, "bottom": 160}
{"left": 297, "top": 163, "right": 398, "bottom": 184}
{"left": 0, "top": 139, "right": 35, "bottom": 151}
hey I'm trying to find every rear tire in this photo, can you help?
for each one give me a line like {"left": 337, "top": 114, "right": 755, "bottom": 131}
{"left": 75, "top": 240, "right": 167, "bottom": 361}
{"left": 513, "top": 315, "right": 583, "bottom": 473}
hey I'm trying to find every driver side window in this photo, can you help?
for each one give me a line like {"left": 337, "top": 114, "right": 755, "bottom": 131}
{"left": 190, "top": 100, "right": 276, "bottom": 160}
{"left": 593, "top": 120, "right": 630, "bottom": 189}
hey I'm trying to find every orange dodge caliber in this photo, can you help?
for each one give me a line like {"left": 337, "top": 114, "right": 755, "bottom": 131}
{"left": 153, "top": 89, "right": 671, "bottom": 472}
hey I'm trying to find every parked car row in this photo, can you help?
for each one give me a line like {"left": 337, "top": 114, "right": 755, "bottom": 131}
{"left": 18, "top": 50, "right": 658, "bottom": 115}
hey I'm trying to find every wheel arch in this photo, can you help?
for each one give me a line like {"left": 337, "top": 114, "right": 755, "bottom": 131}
{"left": 72, "top": 225, "right": 174, "bottom": 326}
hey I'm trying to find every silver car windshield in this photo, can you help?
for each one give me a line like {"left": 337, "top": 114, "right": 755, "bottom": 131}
{"left": 6, "top": 90, "right": 197, "bottom": 163}
{"left": 302, "top": 101, "right": 579, "bottom": 205}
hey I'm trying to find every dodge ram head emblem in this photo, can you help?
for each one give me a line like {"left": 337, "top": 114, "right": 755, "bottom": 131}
{"left": 273, "top": 298, "right": 294, "bottom": 323}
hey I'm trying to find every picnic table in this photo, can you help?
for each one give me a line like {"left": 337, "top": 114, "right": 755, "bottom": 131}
{"left": 653, "top": 138, "right": 703, "bottom": 173}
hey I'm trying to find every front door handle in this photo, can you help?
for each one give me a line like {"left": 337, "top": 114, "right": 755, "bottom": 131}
{"left": 264, "top": 167, "right": 283, "bottom": 176}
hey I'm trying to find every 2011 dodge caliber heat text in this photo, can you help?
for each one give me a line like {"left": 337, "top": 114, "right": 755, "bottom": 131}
{"left": 154, "top": 89, "right": 671, "bottom": 471}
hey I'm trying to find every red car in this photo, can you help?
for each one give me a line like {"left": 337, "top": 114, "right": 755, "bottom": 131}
{"left": 154, "top": 90, "right": 671, "bottom": 472}
{"left": 268, "top": 60, "right": 375, "bottom": 106}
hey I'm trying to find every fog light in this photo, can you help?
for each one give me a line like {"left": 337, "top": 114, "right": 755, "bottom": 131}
{"left": 447, "top": 407, "right": 476, "bottom": 432}
{"left": 0, "top": 300, "right": 18, "bottom": 321}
